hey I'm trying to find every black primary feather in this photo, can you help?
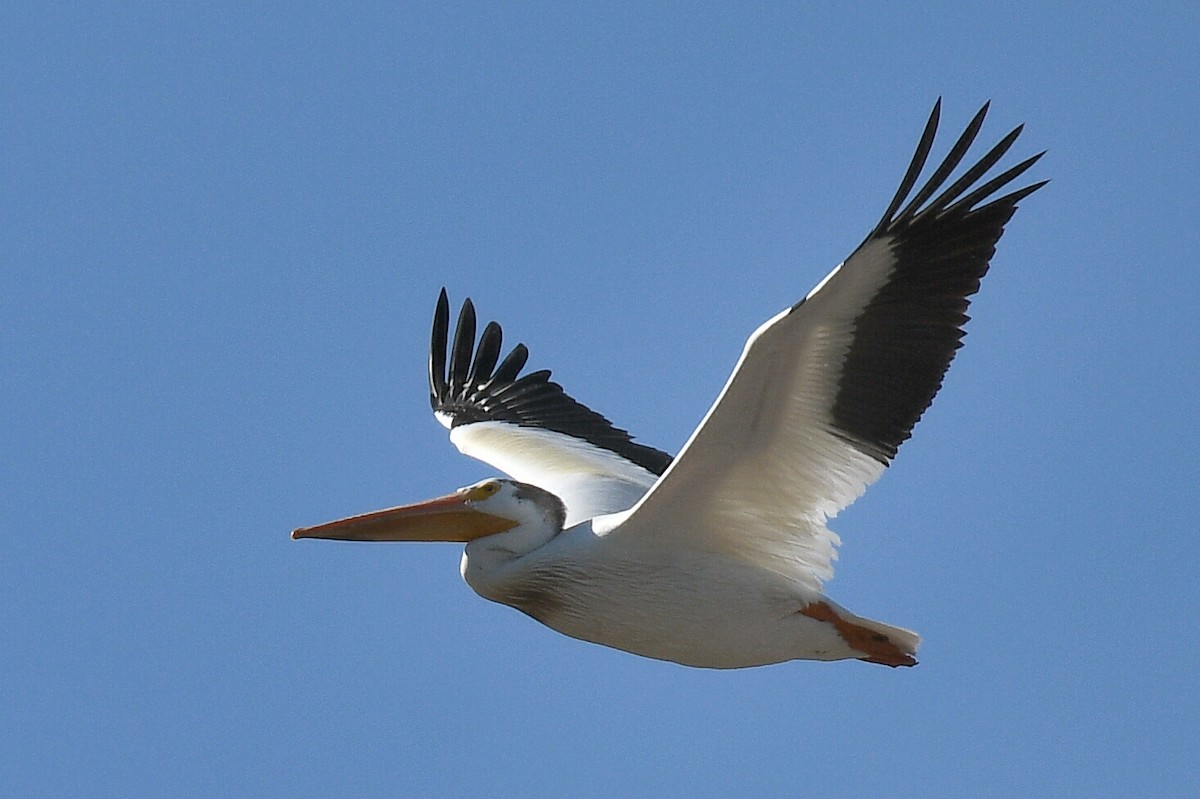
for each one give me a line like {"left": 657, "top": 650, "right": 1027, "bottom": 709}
{"left": 429, "top": 290, "right": 673, "bottom": 476}
{"left": 824, "top": 100, "right": 1046, "bottom": 464}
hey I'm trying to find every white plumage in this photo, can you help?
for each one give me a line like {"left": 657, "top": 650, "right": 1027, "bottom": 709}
{"left": 294, "top": 101, "right": 1045, "bottom": 668}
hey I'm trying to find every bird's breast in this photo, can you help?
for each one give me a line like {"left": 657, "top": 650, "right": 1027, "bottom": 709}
{"left": 470, "top": 540, "right": 832, "bottom": 667}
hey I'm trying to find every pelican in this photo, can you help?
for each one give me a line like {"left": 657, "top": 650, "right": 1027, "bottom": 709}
{"left": 294, "top": 100, "right": 1045, "bottom": 668}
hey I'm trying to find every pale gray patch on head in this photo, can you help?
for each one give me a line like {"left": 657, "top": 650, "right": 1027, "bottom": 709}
{"left": 511, "top": 481, "right": 568, "bottom": 533}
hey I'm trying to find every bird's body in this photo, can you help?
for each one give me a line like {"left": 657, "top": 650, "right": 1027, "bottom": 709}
{"left": 464, "top": 508, "right": 915, "bottom": 667}
{"left": 294, "top": 100, "right": 1045, "bottom": 669}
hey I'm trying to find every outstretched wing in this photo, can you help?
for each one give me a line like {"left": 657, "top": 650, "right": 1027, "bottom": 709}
{"left": 429, "top": 290, "right": 672, "bottom": 525}
{"left": 605, "top": 100, "right": 1046, "bottom": 595}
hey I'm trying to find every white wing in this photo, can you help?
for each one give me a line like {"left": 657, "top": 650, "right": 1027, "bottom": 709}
{"left": 604, "top": 101, "right": 1046, "bottom": 595}
{"left": 429, "top": 290, "right": 671, "bottom": 526}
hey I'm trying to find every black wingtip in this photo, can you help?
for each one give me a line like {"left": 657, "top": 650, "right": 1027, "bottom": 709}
{"left": 895, "top": 101, "right": 990, "bottom": 221}
{"left": 828, "top": 101, "right": 1045, "bottom": 464}
{"left": 489, "top": 343, "right": 530, "bottom": 386}
{"left": 429, "top": 289, "right": 451, "bottom": 408}
{"left": 448, "top": 298, "right": 477, "bottom": 391}
{"left": 944, "top": 149, "right": 1046, "bottom": 216}
{"left": 874, "top": 101, "right": 1046, "bottom": 234}
{"left": 466, "top": 321, "right": 504, "bottom": 393}
{"left": 426, "top": 294, "right": 674, "bottom": 476}
{"left": 874, "top": 100, "right": 942, "bottom": 234}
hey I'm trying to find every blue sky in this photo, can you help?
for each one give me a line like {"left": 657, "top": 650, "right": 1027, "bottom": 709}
{"left": 3, "top": 3, "right": 1197, "bottom": 796}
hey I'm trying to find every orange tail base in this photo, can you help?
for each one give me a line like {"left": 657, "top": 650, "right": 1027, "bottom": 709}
{"left": 800, "top": 601, "right": 918, "bottom": 668}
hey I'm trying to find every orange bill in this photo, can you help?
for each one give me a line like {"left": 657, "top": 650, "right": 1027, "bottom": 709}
{"left": 292, "top": 491, "right": 517, "bottom": 542}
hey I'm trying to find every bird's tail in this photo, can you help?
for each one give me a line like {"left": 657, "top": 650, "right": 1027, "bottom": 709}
{"left": 801, "top": 600, "right": 920, "bottom": 667}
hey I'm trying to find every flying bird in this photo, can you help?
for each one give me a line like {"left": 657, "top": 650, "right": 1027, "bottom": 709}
{"left": 294, "top": 101, "right": 1045, "bottom": 668}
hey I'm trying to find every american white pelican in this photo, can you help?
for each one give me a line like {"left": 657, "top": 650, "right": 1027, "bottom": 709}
{"left": 294, "top": 101, "right": 1045, "bottom": 668}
